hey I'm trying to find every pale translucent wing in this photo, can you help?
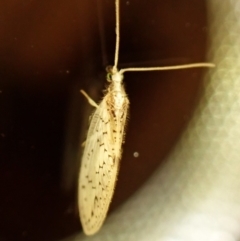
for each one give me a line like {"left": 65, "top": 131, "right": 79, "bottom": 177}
{"left": 78, "top": 93, "right": 129, "bottom": 235}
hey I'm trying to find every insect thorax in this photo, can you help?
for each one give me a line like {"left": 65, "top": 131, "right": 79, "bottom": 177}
{"left": 107, "top": 81, "right": 127, "bottom": 112}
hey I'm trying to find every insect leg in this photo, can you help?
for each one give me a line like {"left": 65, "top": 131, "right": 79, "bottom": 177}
{"left": 80, "top": 90, "right": 98, "bottom": 108}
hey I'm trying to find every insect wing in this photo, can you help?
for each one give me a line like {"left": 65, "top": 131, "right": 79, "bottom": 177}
{"left": 79, "top": 97, "right": 122, "bottom": 235}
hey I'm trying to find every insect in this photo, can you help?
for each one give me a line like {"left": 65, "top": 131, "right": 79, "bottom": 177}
{"left": 78, "top": 0, "right": 215, "bottom": 236}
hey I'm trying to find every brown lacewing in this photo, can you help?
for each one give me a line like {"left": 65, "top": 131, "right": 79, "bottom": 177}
{"left": 78, "top": 0, "right": 214, "bottom": 235}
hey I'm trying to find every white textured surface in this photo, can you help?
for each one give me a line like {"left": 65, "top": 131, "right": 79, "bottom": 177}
{"left": 65, "top": 0, "right": 240, "bottom": 240}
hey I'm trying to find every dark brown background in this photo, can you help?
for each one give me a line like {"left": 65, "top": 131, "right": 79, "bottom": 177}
{"left": 0, "top": 0, "right": 209, "bottom": 240}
